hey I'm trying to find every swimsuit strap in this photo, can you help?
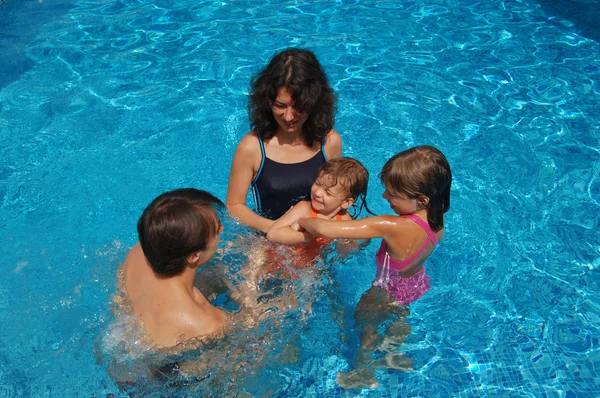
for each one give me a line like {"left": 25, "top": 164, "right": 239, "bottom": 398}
{"left": 401, "top": 214, "right": 438, "bottom": 245}
{"left": 311, "top": 206, "right": 317, "bottom": 218}
{"left": 250, "top": 133, "right": 266, "bottom": 213}
{"left": 251, "top": 133, "right": 327, "bottom": 219}
{"left": 254, "top": 134, "right": 325, "bottom": 187}
{"left": 251, "top": 133, "right": 266, "bottom": 186}
{"left": 253, "top": 133, "right": 325, "bottom": 186}
{"left": 373, "top": 215, "right": 438, "bottom": 283}
{"left": 310, "top": 206, "right": 344, "bottom": 220}
{"left": 375, "top": 253, "right": 391, "bottom": 287}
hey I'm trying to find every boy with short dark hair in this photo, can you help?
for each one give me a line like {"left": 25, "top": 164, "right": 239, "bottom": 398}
{"left": 121, "top": 188, "right": 227, "bottom": 347}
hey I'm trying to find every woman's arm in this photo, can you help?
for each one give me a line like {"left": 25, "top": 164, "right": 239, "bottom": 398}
{"left": 266, "top": 201, "right": 313, "bottom": 244}
{"left": 297, "top": 215, "right": 399, "bottom": 240}
{"left": 324, "top": 130, "right": 342, "bottom": 160}
{"left": 226, "top": 134, "right": 274, "bottom": 233}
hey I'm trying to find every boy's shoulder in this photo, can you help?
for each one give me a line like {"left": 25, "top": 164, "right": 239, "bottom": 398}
{"left": 163, "top": 295, "right": 225, "bottom": 336}
{"left": 183, "top": 303, "right": 227, "bottom": 338}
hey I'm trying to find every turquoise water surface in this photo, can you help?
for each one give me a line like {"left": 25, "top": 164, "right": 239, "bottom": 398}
{"left": 1, "top": 0, "right": 599, "bottom": 396}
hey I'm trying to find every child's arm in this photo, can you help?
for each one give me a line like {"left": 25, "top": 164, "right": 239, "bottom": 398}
{"left": 266, "top": 201, "right": 313, "bottom": 244}
{"left": 297, "top": 215, "right": 398, "bottom": 240}
{"left": 332, "top": 211, "right": 368, "bottom": 255}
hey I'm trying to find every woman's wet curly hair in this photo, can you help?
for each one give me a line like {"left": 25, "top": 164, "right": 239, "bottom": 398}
{"left": 249, "top": 48, "right": 337, "bottom": 147}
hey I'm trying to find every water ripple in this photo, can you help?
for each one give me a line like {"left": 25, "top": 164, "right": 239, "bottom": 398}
{"left": 1, "top": 0, "right": 600, "bottom": 395}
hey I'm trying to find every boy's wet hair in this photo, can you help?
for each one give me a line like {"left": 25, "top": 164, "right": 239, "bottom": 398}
{"left": 249, "top": 48, "right": 336, "bottom": 148}
{"left": 317, "top": 157, "right": 374, "bottom": 216}
{"left": 380, "top": 145, "right": 452, "bottom": 232}
{"left": 137, "top": 188, "right": 224, "bottom": 277}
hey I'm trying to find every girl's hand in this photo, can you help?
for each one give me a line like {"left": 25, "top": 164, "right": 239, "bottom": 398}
{"left": 266, "top": 201, "right": 313, "bottom": 244}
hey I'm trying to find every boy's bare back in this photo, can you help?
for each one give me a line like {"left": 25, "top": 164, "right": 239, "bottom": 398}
{"left": 123, "top": 245, "right": 226, "bottom": 348}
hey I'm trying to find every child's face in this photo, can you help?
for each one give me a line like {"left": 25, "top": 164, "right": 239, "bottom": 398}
{"left": 310, "top": 173, "right": 354, "bottom": 215}
{"left": 382, "top": 187, "right": 420, "bottom": 215}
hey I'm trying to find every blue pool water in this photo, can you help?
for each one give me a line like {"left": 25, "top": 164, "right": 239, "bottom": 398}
{"left": 1, "top": 0, "right": 599, "bottom": 396}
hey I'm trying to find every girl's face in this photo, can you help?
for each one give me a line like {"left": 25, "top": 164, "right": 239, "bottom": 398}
{"left": 382, "top": 188, "right": 421, "bottom": 215}
{"left": 271, "top": 86, "right": 308, "bottom": 135}
{"left": 310, "top": 173, "right": 354, "bottom": 216}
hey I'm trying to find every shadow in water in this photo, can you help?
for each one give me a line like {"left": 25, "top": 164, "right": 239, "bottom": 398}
{"left": 536, "top": 0, "right": 600, "bottom": 42}
{"left": 0, "top": 0, "right": 73, "bottom": 90}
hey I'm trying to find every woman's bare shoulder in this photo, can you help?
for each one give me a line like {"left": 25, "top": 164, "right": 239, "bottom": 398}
{"left": 327, "top": 129, "right": 341, "bottom": 139}
{"left": 324, "top": 129, "right": 342, "bottom": 158}
{"left": 325, "top": 129, "right": 341, "bottom": 145}
{"left": 236, "top": 131, "right": 261, "bottom": 153}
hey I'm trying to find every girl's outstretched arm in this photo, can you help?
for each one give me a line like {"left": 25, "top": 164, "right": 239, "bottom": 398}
{"left": 298, "top": 215, "right": 398, "bottom": 240}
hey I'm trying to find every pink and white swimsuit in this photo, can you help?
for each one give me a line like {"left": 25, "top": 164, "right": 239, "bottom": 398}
{"left": 373, "top": 214, "right": 438, "bottom": 305}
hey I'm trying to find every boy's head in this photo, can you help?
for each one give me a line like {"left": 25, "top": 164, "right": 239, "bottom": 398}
{"left": 137, "top": 188, "right": 224, "bottom": 277}
{"left": 311, "top": 157, "right": 369, "bottom": 214}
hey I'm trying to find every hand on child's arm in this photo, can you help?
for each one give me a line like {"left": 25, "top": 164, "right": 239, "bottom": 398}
{"left": 291, "top": 221, "right": 305, "bottom": 232}
{"left": 266, "top": 202, "right": 313, "bottom": 244}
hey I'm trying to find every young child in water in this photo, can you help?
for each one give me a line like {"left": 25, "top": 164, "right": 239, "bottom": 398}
{"left": 233, "top": 158, "right": 369, "bottom": 315}
{"left": 267, "top": 157, "right": 370, "bottom": 246}
{"left": 264, "top": 157, "right": 371, "bottom": 275}
{"left": 298, "top": 145, "right": 452, "bottom": 389}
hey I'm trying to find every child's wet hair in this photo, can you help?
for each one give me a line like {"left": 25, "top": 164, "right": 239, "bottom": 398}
{"left": 380, "top": 145, "right": 451, "bottom": 232}
{"left": 317, "top": 157, "right": 374, "bottom": 215}
{"left": 137, "top": 188, "right": 224, "bottom": 277}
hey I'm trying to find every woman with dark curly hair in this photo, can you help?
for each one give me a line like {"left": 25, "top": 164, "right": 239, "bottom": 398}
{"left": 226, "top": 48, "right": 342, "bottom": 232}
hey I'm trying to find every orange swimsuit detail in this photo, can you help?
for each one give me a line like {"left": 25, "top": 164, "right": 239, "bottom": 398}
{"left": 263, "top": 207, "right": 345, "bottom": 278}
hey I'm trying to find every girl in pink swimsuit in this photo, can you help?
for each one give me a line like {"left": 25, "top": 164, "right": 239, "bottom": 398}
{"left": 298, "top": 145, "right": 452, "bottom": 389}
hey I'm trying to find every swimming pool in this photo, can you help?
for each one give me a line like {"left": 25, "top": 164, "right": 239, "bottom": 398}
{"left": 1, "top": 0, "right": 599, "bottom": 395}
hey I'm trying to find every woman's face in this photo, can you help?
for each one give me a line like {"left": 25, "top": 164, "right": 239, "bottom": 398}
{"left": 271, "top": 86, "right": 308, "bottom": 135}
